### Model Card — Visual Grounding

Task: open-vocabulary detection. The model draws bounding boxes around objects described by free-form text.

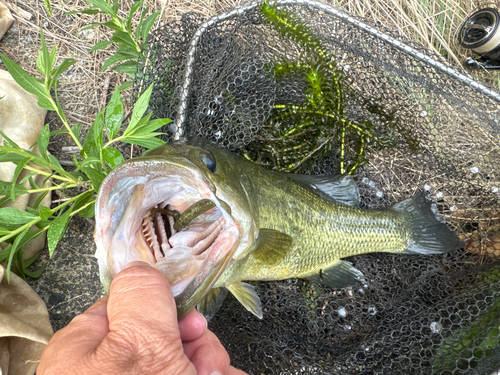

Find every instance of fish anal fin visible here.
[226,281,263,319]
[252,228,292,266]
[287,174,360,206]
[196,287,228,321]
[307,260,366,289]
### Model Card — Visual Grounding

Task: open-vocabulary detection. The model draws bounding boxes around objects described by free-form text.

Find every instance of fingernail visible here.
[210,372,222,375]
[124,261,151,270]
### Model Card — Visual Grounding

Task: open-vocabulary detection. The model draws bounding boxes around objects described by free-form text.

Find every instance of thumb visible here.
[97,261,195,374]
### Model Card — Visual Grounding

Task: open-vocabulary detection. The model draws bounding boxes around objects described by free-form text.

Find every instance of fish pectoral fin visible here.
[251,228,292,266]
[197,287,229,321]
[307,260,367,289]
[286,174,360,206]
[226,281,263,319]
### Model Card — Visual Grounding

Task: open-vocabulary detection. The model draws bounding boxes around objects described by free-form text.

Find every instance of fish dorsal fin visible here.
[287,174,360,206]
[307,260,367,289]
[196,287,229,321]
[252,228,293,266]
[226,281,263,319]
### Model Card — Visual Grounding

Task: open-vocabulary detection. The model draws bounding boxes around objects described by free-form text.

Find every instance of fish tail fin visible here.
[393,193,463,254]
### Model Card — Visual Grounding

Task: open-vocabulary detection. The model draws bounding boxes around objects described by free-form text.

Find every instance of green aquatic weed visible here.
[246,2,397,174]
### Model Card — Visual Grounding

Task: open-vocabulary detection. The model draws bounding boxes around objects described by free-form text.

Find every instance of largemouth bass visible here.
[94,139,463,319]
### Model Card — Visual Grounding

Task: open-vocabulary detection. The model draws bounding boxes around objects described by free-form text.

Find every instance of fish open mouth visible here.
[94,159,240,310]
[137,193,237,296]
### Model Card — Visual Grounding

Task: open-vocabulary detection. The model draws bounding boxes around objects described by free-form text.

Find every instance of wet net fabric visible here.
[134,1,500,373]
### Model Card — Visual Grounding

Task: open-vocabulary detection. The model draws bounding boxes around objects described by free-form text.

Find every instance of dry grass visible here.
[0,0,497,141]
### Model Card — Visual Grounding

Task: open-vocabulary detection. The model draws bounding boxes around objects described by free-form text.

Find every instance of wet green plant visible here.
[246,2,396,174]
[0,30,169,282]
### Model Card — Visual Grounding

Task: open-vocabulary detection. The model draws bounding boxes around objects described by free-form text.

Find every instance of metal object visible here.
[457,6,500,70]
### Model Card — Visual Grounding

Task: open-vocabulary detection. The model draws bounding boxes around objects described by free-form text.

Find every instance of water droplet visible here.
[338,307,347,317]
[470,166,479,174]
[420,110,427,117]
[424,184,432,191]
[430,322,442,333]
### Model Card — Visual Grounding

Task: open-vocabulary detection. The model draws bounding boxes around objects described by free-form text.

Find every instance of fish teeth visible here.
[142,215,162,261]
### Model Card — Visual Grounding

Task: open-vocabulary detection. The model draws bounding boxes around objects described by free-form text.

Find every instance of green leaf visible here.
[49,129,69,137]
[48,154,64,172]
[0,244,12,262]
[141,11,160,43]
[136,7,149,41]
[112,30,138,50]
[0,208,37,225]
[38,124,50,161]
[0,180,28,197]
[49,46,57,74]
[70,123,82,140]
[83,111,104,159]
[33,190,50,209]
[10,157,32,202]
[102,147,124,168]
[0,131,21,149]
[112,61,138,75]
[115,45,140,59]
[39,205,53,220]
[78,157,101,168]
[51,58,77,86]
[47,209,71,256]
[126,112,151,135]
[84,0,116,16]
[65,8,101,15]
[117,81,134,91]
[24,263,47,279]
[71,191,94,212]
[0,53,55,111]
[81,166,105,191]
[44,0,52,15]
[78,201,95,219]
[89,40,113,53]
[112,0,119,14]
[105,88,123,139]
[6,227,29,283]
[126,1,144,32]
[130,118,171,136]
[101,21,124,32]
[101,53,132,72]
[124,83,153,135]
[121,135,165,149]
[39,28,53,79]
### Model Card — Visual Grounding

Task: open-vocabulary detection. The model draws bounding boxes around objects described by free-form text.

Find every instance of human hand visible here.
[37,261,247,375]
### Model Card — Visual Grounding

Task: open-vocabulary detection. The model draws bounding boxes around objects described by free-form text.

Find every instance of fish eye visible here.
[200,151,216,173]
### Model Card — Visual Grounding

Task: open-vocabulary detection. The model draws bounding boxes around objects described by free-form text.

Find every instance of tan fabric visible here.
[0,69,52,258]
[0,2,13,40]
[0,265,53,375]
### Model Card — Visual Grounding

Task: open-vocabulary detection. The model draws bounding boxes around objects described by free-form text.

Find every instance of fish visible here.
[94,139,463,319]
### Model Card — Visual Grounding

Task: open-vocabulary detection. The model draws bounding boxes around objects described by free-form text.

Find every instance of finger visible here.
[38,297,110,373]
[84,295,108,318]
[183,329,231,375]
[178,309,207,342]
[98,262,194,374]
[228,366,250,375]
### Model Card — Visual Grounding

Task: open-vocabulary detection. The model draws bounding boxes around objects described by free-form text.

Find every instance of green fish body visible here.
[94,139,463,319]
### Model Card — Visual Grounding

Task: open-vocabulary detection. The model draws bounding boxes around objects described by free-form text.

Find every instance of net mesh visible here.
[134,1,500,373]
